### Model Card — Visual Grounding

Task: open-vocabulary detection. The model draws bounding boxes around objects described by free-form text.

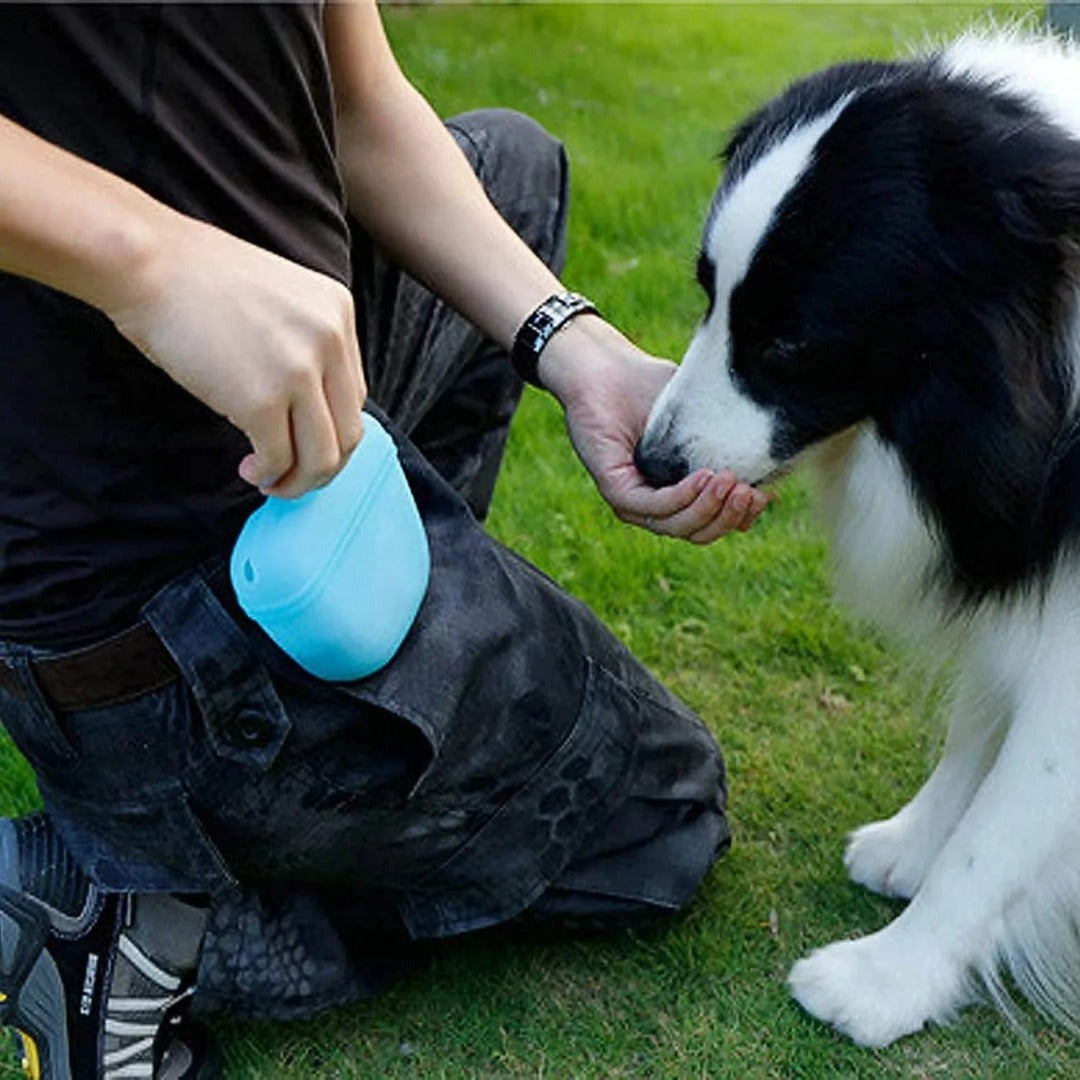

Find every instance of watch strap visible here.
[510,292,599,387]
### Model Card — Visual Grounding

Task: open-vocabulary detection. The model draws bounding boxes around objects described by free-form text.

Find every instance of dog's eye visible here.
[760,339,803,370]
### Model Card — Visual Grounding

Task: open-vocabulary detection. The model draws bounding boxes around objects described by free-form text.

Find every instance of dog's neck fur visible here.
[940,28,1080,139]
[805,427,950,644]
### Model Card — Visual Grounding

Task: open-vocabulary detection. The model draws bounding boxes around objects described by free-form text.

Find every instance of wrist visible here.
[510,291,599,389]
[0,113,172,319]
[73,193,175,320]
[536,313,628,404]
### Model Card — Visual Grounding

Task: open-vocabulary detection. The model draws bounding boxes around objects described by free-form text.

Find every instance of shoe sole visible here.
[0,819,223,1080]
[0,819,71,1080]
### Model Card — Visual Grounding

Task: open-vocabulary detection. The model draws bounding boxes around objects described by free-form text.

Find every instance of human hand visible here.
[103,207,366,498]
[538,316,772,543]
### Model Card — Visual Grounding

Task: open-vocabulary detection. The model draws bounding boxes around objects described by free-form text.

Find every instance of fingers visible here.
[636,470,773,542]
[322,332,366,457]
[262,391,342,498]
[614,467,714,521]
[687,485,772,543]
[241,308,367,499]
[238,405,293,491]
[646,470,738,537]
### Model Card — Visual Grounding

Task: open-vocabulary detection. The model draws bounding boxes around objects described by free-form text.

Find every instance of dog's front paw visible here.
[788,933,966,1047]
[844,813,938,899]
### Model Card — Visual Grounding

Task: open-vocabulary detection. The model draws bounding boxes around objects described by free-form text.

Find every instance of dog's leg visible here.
[790,644,1080,1047]
[844,661,1008,899]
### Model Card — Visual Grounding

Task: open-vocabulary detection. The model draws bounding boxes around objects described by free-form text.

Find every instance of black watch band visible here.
[510,292,600,388]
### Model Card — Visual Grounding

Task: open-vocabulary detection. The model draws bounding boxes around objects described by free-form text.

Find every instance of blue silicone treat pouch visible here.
[230,413,430,680]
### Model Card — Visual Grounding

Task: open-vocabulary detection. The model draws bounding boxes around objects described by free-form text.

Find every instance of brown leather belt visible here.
[0,621,178,712]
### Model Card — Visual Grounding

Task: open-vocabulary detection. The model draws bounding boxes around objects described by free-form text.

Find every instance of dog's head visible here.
[635,46,1080,594]
[636,52,1080,484]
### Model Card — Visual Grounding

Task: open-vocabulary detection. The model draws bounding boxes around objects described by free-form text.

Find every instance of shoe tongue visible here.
[127,894,209,974]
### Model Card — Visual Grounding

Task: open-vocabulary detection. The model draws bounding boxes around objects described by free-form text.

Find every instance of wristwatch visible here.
[510,291,600,388]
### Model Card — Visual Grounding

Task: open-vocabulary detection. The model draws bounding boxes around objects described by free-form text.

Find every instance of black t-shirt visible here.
[0,3,351,647]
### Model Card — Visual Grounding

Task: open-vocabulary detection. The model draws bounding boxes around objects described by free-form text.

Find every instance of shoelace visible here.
[102,935,193,1080]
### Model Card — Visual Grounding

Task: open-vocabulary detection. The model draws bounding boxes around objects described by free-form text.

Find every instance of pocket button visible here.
[232,708,274,747]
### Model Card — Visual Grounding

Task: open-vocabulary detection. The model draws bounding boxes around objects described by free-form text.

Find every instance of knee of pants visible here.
[446,108,569,273]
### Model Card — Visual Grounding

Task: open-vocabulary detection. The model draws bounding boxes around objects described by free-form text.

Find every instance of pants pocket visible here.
[41,775,234,893]
[399,658,639,939]
[0,655,234,893]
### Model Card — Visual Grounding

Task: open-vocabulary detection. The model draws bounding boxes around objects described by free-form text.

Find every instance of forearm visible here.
[328,2,574,357]
[336,83,562,352]
[334,73,637,408]
[0,112,366,498]
[0,112,164,315]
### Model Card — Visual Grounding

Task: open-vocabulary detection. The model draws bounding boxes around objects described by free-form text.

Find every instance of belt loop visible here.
[142,570,291,772]
[0,649,78,769]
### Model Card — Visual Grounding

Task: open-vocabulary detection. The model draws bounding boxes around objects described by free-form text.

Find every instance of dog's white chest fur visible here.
[808,428,942,640]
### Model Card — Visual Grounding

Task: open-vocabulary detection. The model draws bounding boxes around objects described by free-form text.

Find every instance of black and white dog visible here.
[636,29,1080,1046]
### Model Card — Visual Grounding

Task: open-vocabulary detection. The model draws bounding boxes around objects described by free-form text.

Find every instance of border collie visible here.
[635,27,1080,1047]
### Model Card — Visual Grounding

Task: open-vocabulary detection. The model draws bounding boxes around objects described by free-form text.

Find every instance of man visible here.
[0,3,768,1077]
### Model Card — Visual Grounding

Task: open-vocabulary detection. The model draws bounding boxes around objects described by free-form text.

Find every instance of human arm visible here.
[0,111,365,498]
[325,0,769,540]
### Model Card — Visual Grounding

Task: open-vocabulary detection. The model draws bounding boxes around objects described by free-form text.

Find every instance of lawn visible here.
[5,3,1077,1078]
[219,5,1079,1077]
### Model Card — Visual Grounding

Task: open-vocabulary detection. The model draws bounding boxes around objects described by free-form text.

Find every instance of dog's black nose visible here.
[634,438,689,488]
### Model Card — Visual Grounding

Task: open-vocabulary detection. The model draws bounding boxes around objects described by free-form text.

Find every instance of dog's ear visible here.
[905,78,1080,429]
[882,320,1072,603]
[913,78,1080,249]
[868,81,1080,600]
[990,156,1080,252]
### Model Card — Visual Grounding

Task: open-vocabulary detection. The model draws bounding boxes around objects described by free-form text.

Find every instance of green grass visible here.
[7,3,1079,1077]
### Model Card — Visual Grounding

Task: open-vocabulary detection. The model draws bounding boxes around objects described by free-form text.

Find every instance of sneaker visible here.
[0,814,220,1079]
